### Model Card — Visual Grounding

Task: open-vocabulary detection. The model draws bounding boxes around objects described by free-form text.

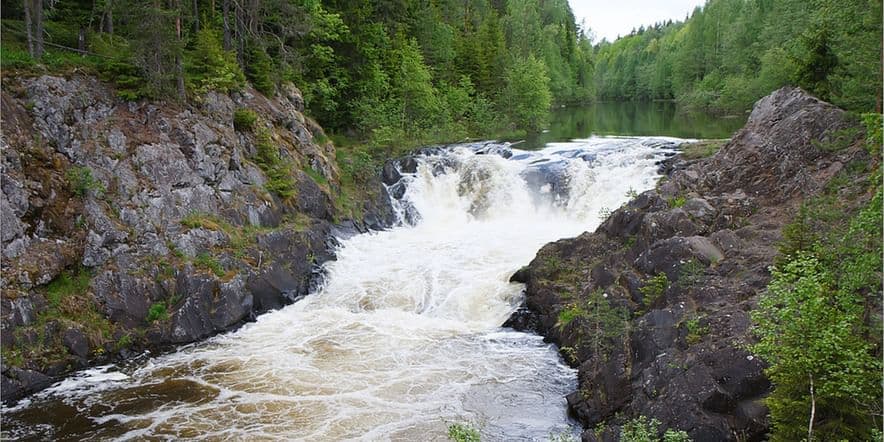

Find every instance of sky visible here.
[569,0,706,43]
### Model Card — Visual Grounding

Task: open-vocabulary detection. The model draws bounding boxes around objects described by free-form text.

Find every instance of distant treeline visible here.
[2,0,880,145]
[592,0,883,113]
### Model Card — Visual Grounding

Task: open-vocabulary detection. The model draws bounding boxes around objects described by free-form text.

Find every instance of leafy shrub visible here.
[186,27,245,94]
[684,315,709,345]
[621,416,692,442]
[66,167,105,197]
[447,423,480,442]
[246,44,276,95]
[502,55,552,133]
[116,334,133,349]
[254,128,297,199]
[620,416,659,442]
[861,112,882,157]
[640,273,669,307]
[662,429,691,442]
[677,259,706,287]
[146,302,168,322]
[751,251,881,441]
[91,33,147,101]
[233,108,259,132]
[668,195,686,208]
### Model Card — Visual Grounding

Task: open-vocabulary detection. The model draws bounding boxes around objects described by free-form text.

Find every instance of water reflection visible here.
[518,101,745,149]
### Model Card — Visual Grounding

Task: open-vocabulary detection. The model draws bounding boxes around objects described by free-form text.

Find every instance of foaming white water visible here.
[2,137,679,441]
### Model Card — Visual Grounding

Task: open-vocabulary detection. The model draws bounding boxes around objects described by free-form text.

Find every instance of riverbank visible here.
[0,74,398,402]
[507,87,882,440]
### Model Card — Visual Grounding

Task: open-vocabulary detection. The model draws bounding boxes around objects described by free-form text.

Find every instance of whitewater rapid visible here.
[2,136,681,441]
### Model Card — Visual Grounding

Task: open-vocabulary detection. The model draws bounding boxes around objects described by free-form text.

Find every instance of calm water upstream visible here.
[519,101,745,149]
[1,104,733,441]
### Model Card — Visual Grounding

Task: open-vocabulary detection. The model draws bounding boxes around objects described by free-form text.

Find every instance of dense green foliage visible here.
[2,0,595,144]
[751,118,882,441]
[592,0,882,113]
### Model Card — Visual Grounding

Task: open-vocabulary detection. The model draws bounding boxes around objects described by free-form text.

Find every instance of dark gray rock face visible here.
[508,87,866,441]
[0,75,379,403]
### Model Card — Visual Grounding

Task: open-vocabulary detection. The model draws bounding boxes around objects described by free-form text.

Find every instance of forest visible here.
[2,0,881,142]
[1,0,593,148]
[592,0,883,114]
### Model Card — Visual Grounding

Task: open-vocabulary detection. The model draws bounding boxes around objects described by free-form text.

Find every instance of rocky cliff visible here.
[507,87,874,441]
[0,75,391,402]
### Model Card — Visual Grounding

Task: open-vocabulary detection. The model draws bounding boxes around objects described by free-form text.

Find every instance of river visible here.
[2,104,743,441]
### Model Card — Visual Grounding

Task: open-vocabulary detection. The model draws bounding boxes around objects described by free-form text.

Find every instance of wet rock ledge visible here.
[506,87,872,441]
[0,75,393,402]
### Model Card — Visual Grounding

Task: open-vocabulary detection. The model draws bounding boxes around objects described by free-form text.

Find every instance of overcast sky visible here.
[569,0,706,42]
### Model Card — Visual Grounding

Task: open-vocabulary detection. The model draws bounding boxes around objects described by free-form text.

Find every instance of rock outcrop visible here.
[507,87,871,441]
[0,75,391,403]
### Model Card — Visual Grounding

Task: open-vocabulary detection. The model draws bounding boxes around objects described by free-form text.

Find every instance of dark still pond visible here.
[518,101,746,149]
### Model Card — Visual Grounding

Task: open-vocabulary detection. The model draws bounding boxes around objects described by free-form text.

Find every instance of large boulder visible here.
[509,87,861,441]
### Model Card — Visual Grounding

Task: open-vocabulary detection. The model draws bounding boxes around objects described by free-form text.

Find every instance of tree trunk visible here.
[24,0,34,58]
[106,0,114,34]
[34,0,44,59]
[808,374,816,442]
[222,0,232,50]
[26,0,45,59]
[78,27,86,54]
[193,0,200,33]
[174,0,186,101]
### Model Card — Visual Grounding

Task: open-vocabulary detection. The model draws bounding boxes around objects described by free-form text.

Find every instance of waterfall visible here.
[2,137,681,441]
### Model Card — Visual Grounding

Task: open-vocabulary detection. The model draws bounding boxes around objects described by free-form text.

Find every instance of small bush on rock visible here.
[66,167,105,197]
[233,108,259,132]
[254,128,297,199]
[146,302,168,323]
[640,273,669,307]
[447,423,480,442]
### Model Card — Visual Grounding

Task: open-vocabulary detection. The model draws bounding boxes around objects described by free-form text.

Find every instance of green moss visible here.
[22,268,116,368]
[333,142,378,221]
[680,139,728,159]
